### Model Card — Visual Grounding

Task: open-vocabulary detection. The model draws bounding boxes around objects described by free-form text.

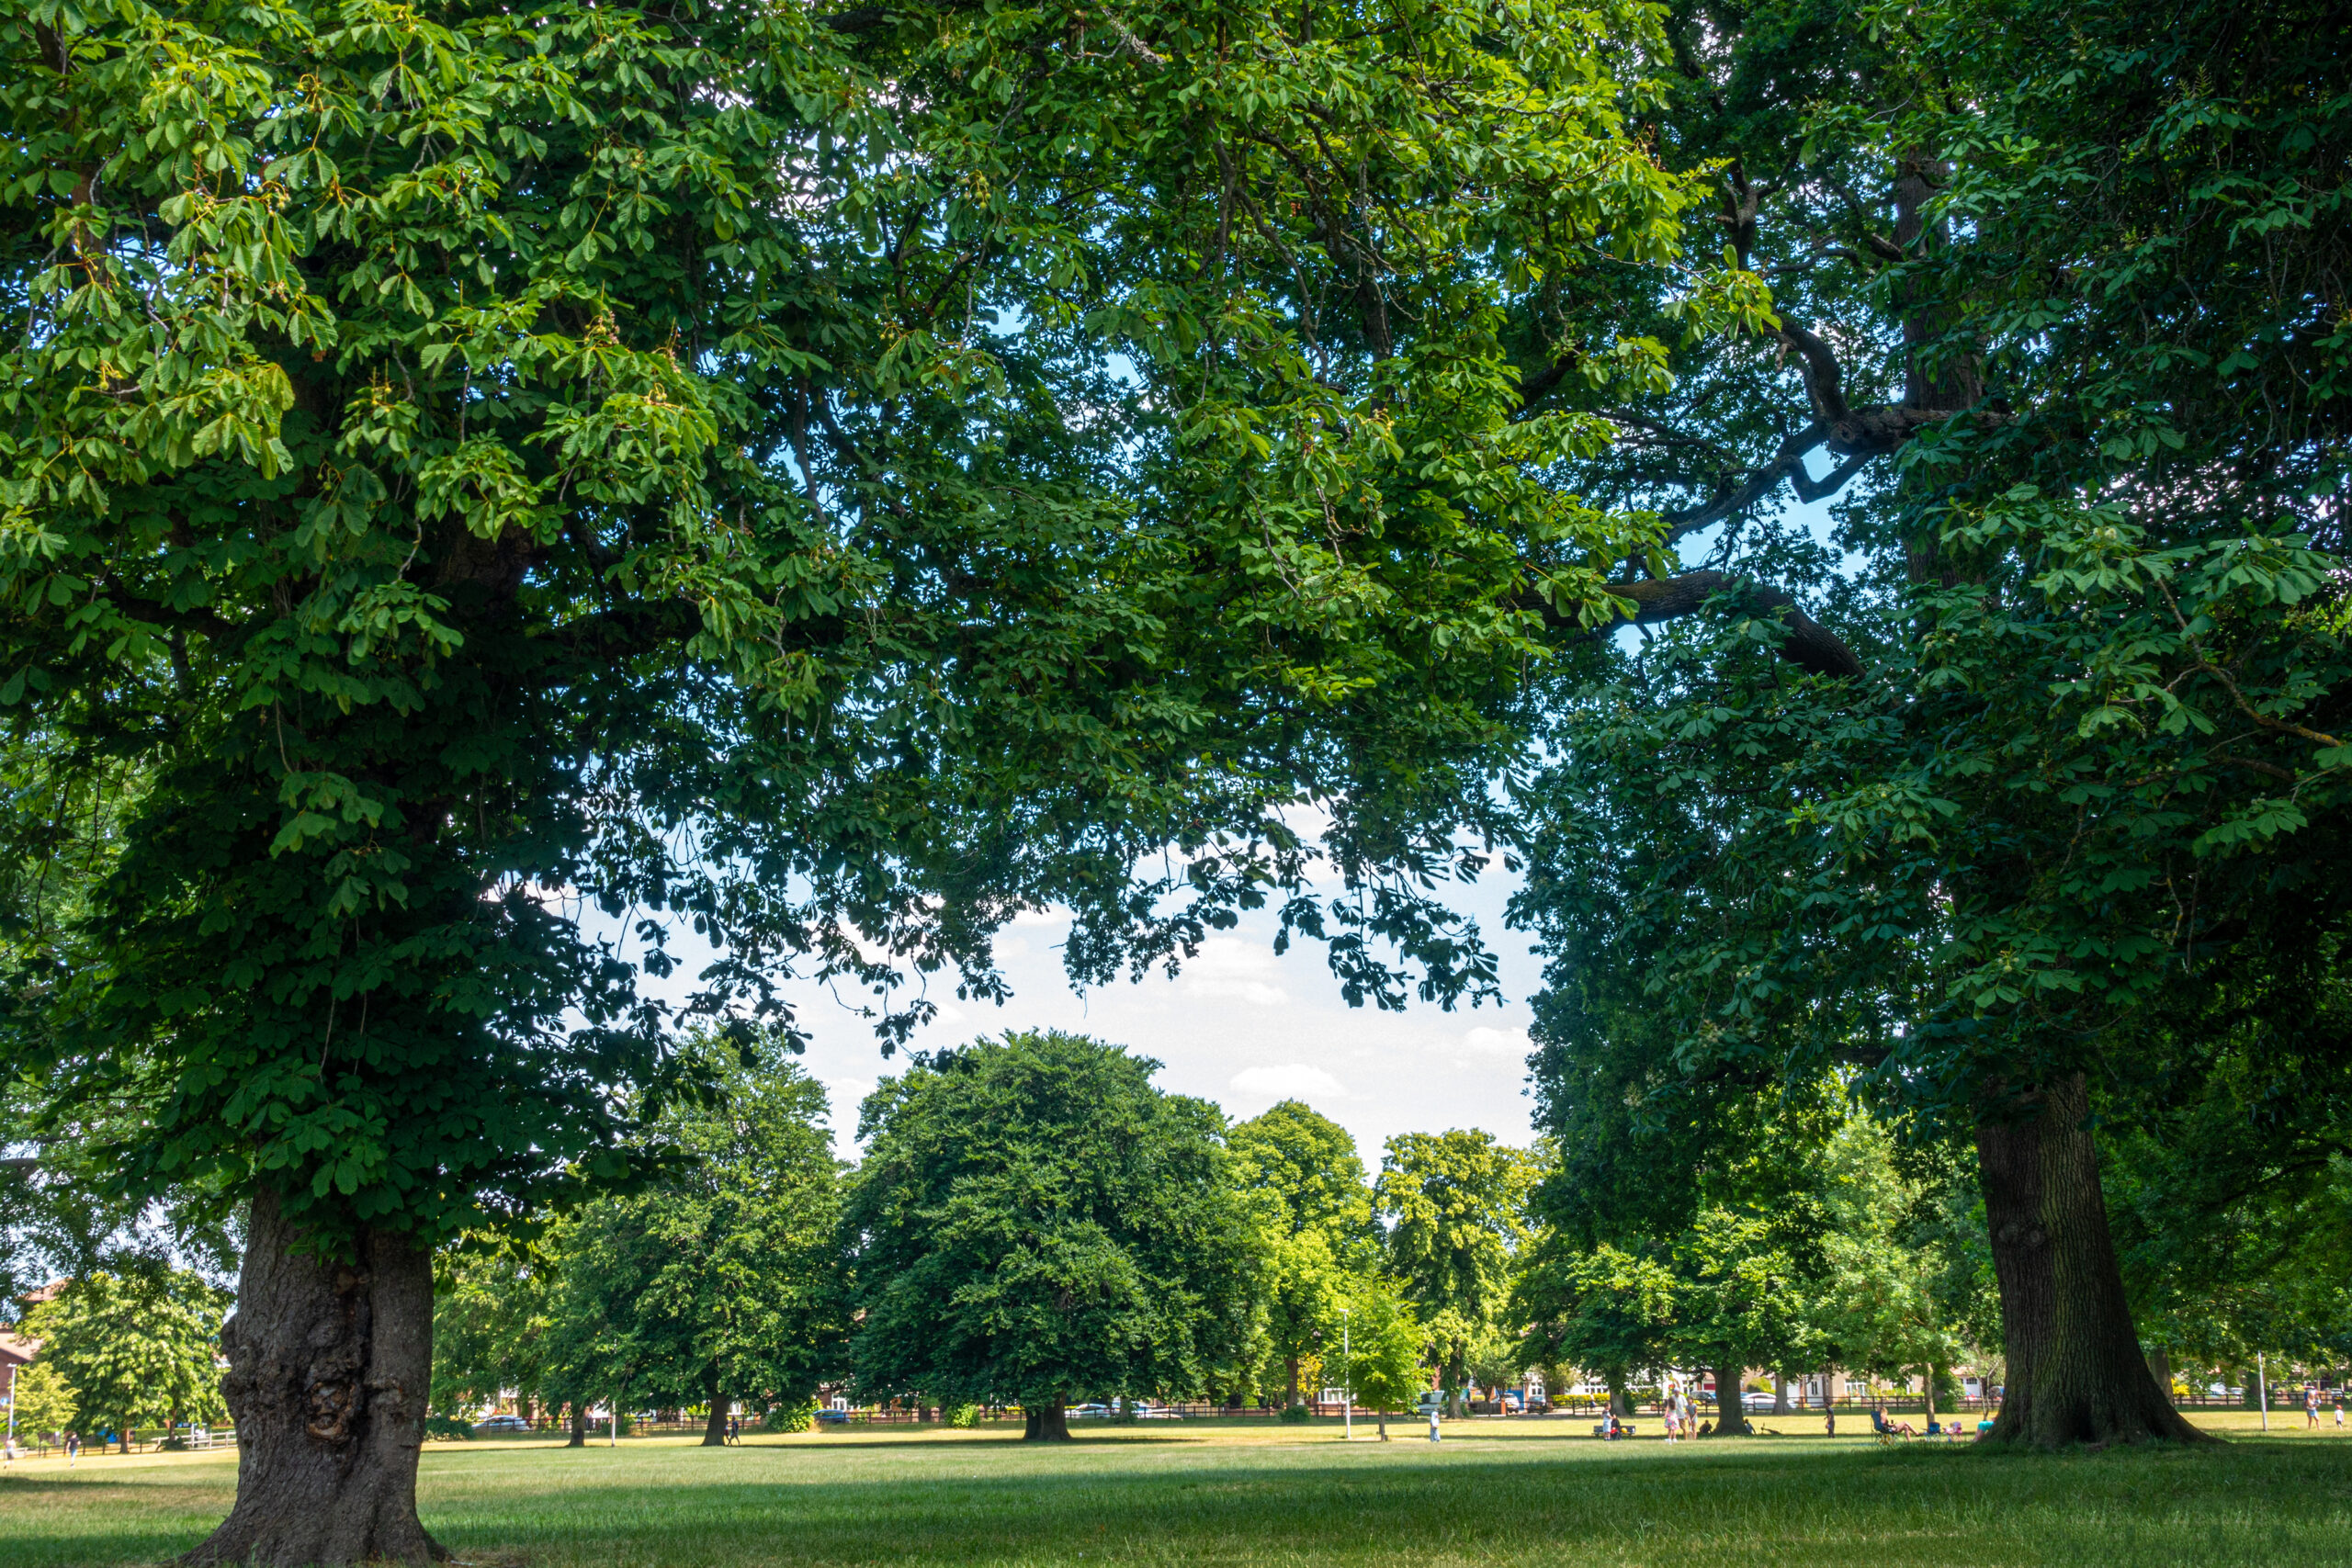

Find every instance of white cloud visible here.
[1458,1024,1532,1060]
[1011,905,1071,928]
[820,1077,878,1158]
[1230,1064,1345,1100]
[1179,937,1289,1007]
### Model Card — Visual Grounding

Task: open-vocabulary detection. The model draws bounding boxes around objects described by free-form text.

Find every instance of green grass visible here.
[4,1413,2348,1567]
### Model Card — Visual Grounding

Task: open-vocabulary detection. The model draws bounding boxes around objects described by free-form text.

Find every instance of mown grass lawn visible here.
[4,1412,2346,1568]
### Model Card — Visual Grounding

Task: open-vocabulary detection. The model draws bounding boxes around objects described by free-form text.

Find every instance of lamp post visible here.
[2258,1354,2268,1432]
[1338,1307,1351,1443]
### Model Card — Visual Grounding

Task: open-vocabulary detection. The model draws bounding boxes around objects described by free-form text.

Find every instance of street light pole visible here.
[2258,1354,2268,1432]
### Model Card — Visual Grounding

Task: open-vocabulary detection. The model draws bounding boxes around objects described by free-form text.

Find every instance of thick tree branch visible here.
[1524,570,1863,680]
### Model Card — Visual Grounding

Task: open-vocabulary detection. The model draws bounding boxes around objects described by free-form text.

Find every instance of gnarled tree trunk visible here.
[184,1189,445,1566]
[1976,1078,2210,1447]
[1022,1400,1070,1441]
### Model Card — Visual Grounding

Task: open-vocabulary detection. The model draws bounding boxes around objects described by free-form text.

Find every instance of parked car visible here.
[1068,1403,1112,1419]
[814,1407,852,1424]
[1133,1403,1182,1420]
[473,1415,531,1433]
[1741,1392,1777,1412]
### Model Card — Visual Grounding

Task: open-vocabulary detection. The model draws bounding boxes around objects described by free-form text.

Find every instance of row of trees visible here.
[433,1029,2215,1449]
[431,1033,1487,1443]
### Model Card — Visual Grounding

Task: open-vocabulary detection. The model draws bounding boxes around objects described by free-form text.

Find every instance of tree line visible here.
[3,0,2346,1558]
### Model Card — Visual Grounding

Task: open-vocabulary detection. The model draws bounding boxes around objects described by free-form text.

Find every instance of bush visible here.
[763,1399,817,1434]
[1278,1404,1313,1424]
[424,1417,474,1441]
[944,1404,980,1428]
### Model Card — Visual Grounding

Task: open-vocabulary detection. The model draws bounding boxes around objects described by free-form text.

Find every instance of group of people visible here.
[2302,1386,2346,1428]
[1659,1387,1699,1442]
[2,1430,80,1465]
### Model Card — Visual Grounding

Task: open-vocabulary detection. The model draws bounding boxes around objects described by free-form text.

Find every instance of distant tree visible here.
[844,1032,1263,1440]
[1227,1100,1375,1407]
[1811,1119,1993,1429]
[1668,1205,1822,1438]
[1228,1101,1377,1249]
[7,1359,77,1443]
[431,1246,559,1427]
[1375,1130,1536,1414]
[1337,1275,1427,1441]
[1510,1239,1677,1417]
[22,1270,230,1450]
[542,1055,848,1445]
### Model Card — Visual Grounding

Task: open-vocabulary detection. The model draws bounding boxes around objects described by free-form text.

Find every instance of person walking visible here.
[1427,1404,1442,1445]
[65,1432,78,1465]
[2334,1391,2345,1429]
[2307,1386,2322,1428]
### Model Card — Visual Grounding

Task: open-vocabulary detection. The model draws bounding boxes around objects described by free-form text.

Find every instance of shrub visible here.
[424,1417,473,1441]
[1278,1404,1313,1424]
[944,1404,981,1428]
[763,1399,817,1433]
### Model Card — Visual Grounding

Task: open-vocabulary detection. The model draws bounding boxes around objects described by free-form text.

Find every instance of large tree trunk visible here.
[1022,1401,1071,1441]
[1975,1079,2211,1447]
[1707,1364,1752,1437]
[183,1189,445,1567]
[1771,1373,1790,1416]
[566,1403,586,1449]
[702,1394,729,1448]
[1605,1366,1631,1417]
[1285,1355,1300,1409]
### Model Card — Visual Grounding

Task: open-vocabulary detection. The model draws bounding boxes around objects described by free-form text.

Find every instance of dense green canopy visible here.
[842,1031,1261,1431]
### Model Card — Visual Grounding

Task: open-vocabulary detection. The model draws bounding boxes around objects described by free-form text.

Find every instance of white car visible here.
[1740,1392,1778,1412]
[473,1414,531,1433]
[1067,1403,1112,1419]
[1132,1403,1182,1420]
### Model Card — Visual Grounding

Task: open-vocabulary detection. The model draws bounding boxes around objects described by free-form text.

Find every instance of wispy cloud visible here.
[1180,937,1289,1007]
[1457,1024,1532,1060]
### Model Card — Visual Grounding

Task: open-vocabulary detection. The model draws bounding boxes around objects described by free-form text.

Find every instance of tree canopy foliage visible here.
[18,1269,231,1447]
[843,1032,1261,1436]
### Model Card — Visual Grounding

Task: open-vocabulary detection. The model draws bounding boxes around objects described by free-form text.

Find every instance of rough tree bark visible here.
[1022,1400,1071,1441]
[1706,1365,1752,1437]
[701,1393,729,1448]
[183,1189,445,1566]
[566,1403,587,1449]
[1975,1078,2211,1446]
